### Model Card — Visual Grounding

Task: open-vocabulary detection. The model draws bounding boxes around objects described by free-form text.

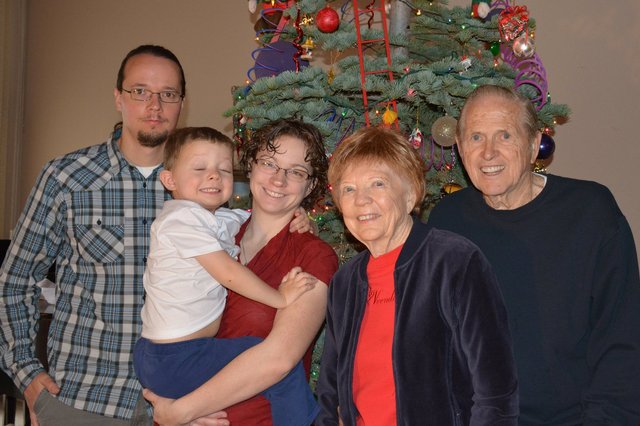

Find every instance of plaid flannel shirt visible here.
[0,135,170,420]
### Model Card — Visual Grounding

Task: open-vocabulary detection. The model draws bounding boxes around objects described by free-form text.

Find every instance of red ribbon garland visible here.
[366,0,376,29]
[498,5,529,41]
[292,8,303,72]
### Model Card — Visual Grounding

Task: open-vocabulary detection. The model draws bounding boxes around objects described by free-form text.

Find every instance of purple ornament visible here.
[501,44,548,110]
[486,0,508,20]
[249,40,309,81]
[485,7,503,20]
[537,133,555,160]
[493,0,549,111]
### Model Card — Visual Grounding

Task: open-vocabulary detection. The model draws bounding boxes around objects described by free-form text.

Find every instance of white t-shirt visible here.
[141,199,250,340]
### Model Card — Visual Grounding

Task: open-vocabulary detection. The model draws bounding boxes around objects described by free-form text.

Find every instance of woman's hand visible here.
[143,389,229,426]
[189,412,230,426]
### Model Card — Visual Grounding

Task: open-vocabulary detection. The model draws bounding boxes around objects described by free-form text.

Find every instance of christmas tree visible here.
[228,0,569,264]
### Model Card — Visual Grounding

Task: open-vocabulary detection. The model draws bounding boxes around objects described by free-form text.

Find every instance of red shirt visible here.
[217,219,338,425]
[353,244,402,426]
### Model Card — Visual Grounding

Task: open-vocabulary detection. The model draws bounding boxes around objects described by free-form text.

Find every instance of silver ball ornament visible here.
[431,116,458,147]
[512,33,535,58]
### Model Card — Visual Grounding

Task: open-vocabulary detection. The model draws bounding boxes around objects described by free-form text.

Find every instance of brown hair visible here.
[163,127,233,170]
[113,45,186,135]
[116,44,185,96]
[456,85,539,142]
[240,119,328,209]
[328,127,425,210]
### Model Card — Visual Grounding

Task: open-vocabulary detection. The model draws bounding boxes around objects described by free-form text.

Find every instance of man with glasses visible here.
[0,45,189,425]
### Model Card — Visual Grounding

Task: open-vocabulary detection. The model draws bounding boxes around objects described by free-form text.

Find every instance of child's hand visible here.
[278,267,317,306]
[289,207,318,234]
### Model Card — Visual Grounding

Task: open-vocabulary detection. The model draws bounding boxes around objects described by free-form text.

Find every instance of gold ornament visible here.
[300,37,315,60]
[431,116,458,147]
[301,37,314,50]
[382,107,398,125]
[442,182,463,194]
[327,51,340,86]
[327,67,335,85]
[301,14,314,26]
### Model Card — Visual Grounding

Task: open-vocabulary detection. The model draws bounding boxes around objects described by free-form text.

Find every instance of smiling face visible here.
[114,53,183,148]
[248,135,315,220]
[334,161,415,257]
[160,139,234,212]
[457,94,541,210]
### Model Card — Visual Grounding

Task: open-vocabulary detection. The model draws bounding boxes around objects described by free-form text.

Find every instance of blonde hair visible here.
[163,127,233,171]
[328,127,425,210]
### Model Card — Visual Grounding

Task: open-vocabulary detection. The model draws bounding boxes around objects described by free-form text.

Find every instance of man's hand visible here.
[143,389,229,426]
[24,372,60,426]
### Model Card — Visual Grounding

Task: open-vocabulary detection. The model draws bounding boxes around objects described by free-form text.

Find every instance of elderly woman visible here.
[315,127,518,425]
[428,85,640,425]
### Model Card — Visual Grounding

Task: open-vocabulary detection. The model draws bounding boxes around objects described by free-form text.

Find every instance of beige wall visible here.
[9,0,640,256]
[526,0,640,258]
[19,0,256,208]
[0,0,26,238]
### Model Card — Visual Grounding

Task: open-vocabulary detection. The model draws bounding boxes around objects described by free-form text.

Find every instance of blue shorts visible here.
[134,336,318,426]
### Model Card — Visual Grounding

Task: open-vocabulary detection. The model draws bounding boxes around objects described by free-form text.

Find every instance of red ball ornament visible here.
[316,6,340,33]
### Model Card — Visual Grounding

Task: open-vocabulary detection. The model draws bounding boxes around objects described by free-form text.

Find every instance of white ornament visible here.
[409,128,424,149]
[460,57,472,71]
[477,2,491,19]
[248,0,257,14]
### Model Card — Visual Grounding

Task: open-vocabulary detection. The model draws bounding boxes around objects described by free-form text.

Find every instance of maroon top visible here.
[217,219,338,425]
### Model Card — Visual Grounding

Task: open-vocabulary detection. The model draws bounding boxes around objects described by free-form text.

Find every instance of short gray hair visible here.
[456,85,539,143]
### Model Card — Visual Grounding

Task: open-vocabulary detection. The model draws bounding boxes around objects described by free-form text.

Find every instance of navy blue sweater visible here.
[429,174,640,425]
[316,220,519,425]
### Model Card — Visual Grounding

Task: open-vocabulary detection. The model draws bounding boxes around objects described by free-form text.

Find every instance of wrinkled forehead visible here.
[459,95,525,134]
[339,156,399,185]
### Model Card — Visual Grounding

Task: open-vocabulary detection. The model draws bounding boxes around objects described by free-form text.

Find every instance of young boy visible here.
[133,127,319,425]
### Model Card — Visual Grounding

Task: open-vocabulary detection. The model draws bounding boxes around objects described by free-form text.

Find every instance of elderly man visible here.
[429,85,640,425]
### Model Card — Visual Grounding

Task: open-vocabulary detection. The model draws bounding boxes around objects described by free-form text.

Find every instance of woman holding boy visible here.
[144,119,338,425]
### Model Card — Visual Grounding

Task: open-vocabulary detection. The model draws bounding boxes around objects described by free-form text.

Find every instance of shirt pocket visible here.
[73,215,125,264]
